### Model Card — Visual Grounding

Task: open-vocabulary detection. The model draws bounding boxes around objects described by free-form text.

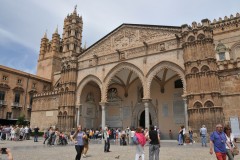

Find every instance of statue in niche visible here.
[107,88,121,102]
[86,92,95,102]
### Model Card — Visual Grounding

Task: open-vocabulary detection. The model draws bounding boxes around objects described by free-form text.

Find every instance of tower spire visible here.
[55,25,58,34]
[43,30,47,38]
[73,5,77,14]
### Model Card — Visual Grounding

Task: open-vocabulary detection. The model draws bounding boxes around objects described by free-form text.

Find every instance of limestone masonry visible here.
[1,7,240,139]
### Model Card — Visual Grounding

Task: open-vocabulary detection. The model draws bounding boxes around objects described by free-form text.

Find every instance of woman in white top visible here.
[224,126,237,160]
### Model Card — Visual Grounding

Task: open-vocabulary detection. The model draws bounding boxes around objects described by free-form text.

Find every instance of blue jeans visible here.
[34,135,38,142]
[201,135,206,146]
[189,134,193,143]
[178,134,183,144]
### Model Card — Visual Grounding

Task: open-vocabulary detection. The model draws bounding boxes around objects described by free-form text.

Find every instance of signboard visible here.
[230,116,240,138]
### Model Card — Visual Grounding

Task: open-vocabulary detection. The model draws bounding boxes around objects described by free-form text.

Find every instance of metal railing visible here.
[11,102,22,108]
[0,100,7,106]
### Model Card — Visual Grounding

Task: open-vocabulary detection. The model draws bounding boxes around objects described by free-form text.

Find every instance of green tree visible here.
[16,115,27,126]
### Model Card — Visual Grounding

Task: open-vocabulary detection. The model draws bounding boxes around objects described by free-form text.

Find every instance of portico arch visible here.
[76,75,103,105]
[76,75,102,129]
[146,61,187,138]
[103,62,145,102]
[146,61,186,99]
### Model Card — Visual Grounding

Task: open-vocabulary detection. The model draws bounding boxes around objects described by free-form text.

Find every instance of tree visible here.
[16,115,27,126]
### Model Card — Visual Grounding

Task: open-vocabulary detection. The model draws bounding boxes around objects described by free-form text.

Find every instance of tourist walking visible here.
[224,125,237,160]
[103,126,110,152]
[149,125,160,160]
[200,125,207,147]
[210,124,233,160]
[178,126,183,145]
[82,132,89,158]
[71,125,86,160]
[134,127,146,160]
[43,127,52,144]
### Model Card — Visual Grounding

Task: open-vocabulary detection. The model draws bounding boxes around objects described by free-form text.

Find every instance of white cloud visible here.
[0,27,36,51]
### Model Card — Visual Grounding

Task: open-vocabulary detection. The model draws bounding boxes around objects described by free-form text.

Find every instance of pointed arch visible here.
[146,61,186,99]
[193,101,203,108]
[76,75,103,104]
[103,62,144,102]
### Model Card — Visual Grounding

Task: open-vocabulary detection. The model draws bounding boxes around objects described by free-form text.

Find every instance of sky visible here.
[0,0,239,74]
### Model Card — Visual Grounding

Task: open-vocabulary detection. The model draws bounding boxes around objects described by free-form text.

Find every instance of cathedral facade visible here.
[30,8,240,139]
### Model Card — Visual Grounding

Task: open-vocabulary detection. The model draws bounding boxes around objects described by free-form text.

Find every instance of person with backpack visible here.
[134,127,146,160]
[149,125,160,160]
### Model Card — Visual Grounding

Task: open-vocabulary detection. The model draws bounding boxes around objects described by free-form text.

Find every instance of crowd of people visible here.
[1,123,239,160]
[0,125,32,141]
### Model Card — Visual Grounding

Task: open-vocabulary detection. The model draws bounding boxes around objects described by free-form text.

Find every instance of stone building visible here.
[28,8,240,138]
[0,65,51,122]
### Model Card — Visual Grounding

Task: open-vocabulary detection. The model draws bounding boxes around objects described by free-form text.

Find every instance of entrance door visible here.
[139,111,152,128]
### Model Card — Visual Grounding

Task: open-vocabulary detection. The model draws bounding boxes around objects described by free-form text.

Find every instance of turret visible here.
[57,6,83,131]
[51,26,60,56]
[62,5,83,56]
[39,32,49,60]
[181,19,224,132]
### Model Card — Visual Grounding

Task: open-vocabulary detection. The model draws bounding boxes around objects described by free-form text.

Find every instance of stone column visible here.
[76,105,80,126]
[100,102,107,131]
[183,98,189,131]
[142,99,151,129]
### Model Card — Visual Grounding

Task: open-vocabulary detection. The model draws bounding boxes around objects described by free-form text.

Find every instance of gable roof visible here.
[79,23,181,56]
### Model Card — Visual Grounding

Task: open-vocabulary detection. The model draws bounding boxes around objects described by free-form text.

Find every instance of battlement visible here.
[181,12,240,33]
[211,13,240,24]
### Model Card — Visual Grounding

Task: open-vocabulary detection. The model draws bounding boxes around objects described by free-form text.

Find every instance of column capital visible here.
[182,94,188,100]
[142,98,152,103]
[99,102,108,106]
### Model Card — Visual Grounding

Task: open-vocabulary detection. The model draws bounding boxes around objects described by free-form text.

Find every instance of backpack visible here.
[133,135,138,145]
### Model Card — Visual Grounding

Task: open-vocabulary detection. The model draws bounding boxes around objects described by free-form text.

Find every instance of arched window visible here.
[58,111,62,116]
[231,44,240,60]
[216,42,227,61]
[188,36,195,42]
[204,101,214,107]
[197,34,205,40]
[191,67,199,74]
[174,79,183,88]
[193,102,203,108]
[63,111,67,116]
[201,65,210,72]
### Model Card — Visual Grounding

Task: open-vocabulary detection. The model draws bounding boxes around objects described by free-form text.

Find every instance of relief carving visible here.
[81,25,180,59]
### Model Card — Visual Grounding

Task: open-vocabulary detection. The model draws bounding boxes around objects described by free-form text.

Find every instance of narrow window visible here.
[14,93,20,103]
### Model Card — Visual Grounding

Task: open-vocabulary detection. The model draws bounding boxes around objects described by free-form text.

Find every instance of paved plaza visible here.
[1,138,239,160]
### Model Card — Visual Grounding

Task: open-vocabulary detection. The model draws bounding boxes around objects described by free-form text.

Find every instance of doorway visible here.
[139,110,152,128]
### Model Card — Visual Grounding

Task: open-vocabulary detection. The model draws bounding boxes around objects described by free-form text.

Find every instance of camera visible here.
[1,148,7,154]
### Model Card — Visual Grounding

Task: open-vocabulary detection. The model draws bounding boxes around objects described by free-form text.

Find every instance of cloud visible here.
[0,0,240,73]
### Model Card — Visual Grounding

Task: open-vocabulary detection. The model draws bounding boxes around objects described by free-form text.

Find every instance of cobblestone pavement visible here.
[1,139,239,160]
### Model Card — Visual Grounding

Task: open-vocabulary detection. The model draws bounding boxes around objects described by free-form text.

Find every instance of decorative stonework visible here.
[79,25,181,60]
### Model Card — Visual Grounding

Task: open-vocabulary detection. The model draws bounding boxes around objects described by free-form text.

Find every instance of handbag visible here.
[233,147,239,155]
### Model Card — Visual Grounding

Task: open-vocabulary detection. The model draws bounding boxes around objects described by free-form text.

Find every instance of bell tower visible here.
[36,28,61,81]
[58,6,83,131]
[181,19,224,132]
